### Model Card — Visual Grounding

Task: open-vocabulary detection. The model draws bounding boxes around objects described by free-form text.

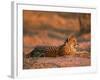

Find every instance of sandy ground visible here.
[23,55,90,69]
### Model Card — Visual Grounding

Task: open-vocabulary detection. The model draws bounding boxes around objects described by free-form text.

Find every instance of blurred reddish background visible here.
[23,10,91,55]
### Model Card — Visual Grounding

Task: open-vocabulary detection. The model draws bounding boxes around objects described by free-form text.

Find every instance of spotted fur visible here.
[26,35,79,57]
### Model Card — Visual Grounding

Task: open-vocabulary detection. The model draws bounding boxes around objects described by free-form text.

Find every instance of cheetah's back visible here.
[30,46,60,57]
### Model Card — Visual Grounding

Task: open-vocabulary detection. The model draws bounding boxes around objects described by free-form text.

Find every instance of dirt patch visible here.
[23,56,90,69]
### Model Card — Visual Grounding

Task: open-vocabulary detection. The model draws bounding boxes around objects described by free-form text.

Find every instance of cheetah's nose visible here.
[77,43,79,47]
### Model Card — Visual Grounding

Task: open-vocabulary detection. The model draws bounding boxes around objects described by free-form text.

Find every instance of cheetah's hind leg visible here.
[30,50,45,60]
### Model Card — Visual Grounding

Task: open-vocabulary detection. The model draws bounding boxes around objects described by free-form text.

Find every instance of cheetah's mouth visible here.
[74,44,79,48]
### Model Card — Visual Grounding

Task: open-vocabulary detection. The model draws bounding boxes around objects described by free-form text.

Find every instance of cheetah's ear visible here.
[64,34,75,44]
[64,37,68,43]
[66,38,68,42]
[68,34,75,41]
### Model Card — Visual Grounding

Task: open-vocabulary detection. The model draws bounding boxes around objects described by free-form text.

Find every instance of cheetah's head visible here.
[65,34,79,49]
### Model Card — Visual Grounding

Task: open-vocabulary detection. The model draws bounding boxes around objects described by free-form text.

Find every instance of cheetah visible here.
[27,35,88,57]
[26,34,80,58]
